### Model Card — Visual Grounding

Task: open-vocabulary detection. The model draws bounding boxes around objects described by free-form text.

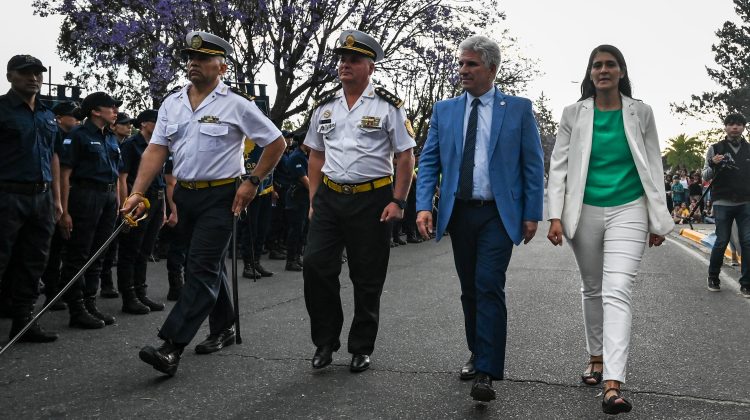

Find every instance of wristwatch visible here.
[246,175,261,186]
[391,198,407,210]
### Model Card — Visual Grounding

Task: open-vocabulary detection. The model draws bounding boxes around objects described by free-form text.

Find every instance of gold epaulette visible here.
[312,89,338,110]
[375,87,404,108]
[230,86,256,102]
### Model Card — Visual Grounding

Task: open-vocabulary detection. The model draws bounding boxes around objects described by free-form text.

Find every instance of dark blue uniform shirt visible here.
[273,153,293,188]
[59,119,121,184]
[121,133,165,191]
[245,143,273,191]
[285,148,309,205]
[0,89,57,183]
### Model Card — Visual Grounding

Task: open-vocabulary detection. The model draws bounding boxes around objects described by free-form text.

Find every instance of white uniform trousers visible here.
[568,196,648,383]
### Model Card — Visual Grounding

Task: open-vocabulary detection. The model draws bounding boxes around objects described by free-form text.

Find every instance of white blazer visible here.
[546,95,673,238]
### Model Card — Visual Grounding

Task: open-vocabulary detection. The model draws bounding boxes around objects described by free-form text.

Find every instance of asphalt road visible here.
[1,222,749,419]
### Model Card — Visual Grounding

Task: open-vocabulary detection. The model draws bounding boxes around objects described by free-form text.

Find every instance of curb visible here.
[678,228,739,262]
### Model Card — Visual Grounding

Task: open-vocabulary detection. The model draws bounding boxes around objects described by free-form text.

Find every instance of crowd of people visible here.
[3,26,749,417]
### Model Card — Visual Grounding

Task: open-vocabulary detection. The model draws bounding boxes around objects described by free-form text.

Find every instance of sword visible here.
[0,201,150,357]
[231,213,242,344]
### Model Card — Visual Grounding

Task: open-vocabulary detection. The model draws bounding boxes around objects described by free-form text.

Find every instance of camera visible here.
[718,153,739,170]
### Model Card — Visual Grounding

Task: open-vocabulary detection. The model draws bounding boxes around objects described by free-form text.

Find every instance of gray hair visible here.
[458,35,501,72]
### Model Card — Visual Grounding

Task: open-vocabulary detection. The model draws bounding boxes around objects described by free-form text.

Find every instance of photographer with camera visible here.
[702,113,750,297]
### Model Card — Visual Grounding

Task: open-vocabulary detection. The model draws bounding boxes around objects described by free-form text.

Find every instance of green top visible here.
[583,108,644,207]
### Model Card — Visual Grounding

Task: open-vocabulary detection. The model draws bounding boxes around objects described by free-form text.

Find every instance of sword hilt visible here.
[123,198,151,227]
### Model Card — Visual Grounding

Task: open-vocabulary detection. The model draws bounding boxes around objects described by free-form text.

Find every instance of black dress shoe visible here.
[350,354,371,373]
[312,344,338,369]
[195,328,236,354]
[470,373,496,402]
[139,341,184,376]
[460,353,476,380]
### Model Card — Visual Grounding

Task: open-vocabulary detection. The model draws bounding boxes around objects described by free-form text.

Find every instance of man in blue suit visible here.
[416,35,544,402]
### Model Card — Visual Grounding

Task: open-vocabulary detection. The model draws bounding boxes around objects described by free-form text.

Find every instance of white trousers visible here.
[568,196,648,383]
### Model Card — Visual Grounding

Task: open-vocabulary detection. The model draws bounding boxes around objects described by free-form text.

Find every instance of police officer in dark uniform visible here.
[58,91,123,329]
[266,130,294,261]
[285,142,310,271]
[117,109,166,314]
[98,112,135,299]
[303,30,416,372]
[0,54,61,342]
[122,31,285,376]
[240,139,275,279]
[40,101,82,312]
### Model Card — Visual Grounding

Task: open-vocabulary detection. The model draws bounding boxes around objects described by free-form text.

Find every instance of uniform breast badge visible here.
[199,115,220,124]
[323,110,332,119]
[360,116,381,129]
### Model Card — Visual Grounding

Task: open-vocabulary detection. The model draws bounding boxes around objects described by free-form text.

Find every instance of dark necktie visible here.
[458,98,481,200]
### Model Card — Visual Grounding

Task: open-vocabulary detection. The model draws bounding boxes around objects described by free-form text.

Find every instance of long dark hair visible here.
[578,44,632,101]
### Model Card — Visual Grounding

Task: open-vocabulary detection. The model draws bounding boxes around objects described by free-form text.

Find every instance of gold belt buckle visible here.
[187,181,197,189]
[341,185,354,194]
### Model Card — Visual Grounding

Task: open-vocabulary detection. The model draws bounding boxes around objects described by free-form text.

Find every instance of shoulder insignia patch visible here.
[375,87,404,108]
[162,85,184,101]
[313,89,339,110]
[230,86,256,102]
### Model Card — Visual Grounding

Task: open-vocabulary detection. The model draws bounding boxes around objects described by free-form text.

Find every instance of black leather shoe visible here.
[122,297,150,315]
[195,328,236,354]
[470,373,496,402]
[350,354,371,373]
[460,353,476,380]
[312,344,339,369]
[406,235,423,244]
[139,341,184,376]
[269,249,287,260]
[395,238,407,245]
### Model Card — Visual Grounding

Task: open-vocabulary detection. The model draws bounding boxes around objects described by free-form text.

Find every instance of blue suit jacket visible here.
[416,88,545,245]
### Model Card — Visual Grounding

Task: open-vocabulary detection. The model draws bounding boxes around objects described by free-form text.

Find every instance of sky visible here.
[0,1,738,148]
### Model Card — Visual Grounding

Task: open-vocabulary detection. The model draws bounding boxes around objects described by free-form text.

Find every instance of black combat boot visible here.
[167,271,184,301]
[136,288,165,312]
[139,340,185,376]
[10,313,58,343]
[68,299,105,329]
[121,288,150,314]
[99,271,119,298]
[242,262,259,280]
[285,253,303,272]
[253,258,274,277]
[84,297,116,325]
[43,294,67,311]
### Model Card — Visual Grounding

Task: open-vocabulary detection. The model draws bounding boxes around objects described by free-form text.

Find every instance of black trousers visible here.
[117,190,164,294]
[285,201,308,259]
[61,187,117,302]
[268,185,288,247]
[41,228,65,298]
[303,183,392,355]
[158,183,235,345]
[0,190,55,316]
[240,192,272,262]
[165,225,187,274]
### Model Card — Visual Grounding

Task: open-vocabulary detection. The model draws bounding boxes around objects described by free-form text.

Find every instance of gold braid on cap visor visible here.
[339,45,375,58]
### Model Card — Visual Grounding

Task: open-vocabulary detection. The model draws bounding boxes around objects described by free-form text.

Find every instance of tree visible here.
[663,134,705,171]
[671,0,750,121]
[34,0,521,127]
[533,92,557,173]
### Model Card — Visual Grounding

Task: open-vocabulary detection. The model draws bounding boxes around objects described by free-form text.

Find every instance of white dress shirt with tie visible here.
[462,87,495,200]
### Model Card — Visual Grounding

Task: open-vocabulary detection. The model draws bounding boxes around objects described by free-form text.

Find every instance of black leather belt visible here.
[146,189,165,200]
[0,181,49,195]
[72,179,117,192]
[456,198,495,207]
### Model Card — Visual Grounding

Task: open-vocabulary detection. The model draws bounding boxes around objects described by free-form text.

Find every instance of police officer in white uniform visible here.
[121,31,285,376]
[304,30,416,373]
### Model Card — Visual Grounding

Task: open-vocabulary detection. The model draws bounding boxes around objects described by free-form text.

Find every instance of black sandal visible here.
[581,360,603,385]
[602,387,633,415]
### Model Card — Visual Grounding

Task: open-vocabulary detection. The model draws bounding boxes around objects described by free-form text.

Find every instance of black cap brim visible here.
[11,63,47,72]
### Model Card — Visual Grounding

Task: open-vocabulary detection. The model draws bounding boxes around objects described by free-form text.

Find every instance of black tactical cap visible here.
[133,109,158,129]
[7,54,47,72]
[80,92,122,116]
[51,101,80,118]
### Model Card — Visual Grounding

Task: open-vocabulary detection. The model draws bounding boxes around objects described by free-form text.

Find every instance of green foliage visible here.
[663,134,705,171]
[672,0,750,121]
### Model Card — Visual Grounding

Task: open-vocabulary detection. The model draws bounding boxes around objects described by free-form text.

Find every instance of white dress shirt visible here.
[150,81,281,181]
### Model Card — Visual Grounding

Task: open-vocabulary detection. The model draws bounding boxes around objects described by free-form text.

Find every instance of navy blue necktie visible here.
[458,98,481,200]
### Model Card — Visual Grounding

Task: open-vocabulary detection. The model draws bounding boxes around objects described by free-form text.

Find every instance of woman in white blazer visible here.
[546,45,673,415]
